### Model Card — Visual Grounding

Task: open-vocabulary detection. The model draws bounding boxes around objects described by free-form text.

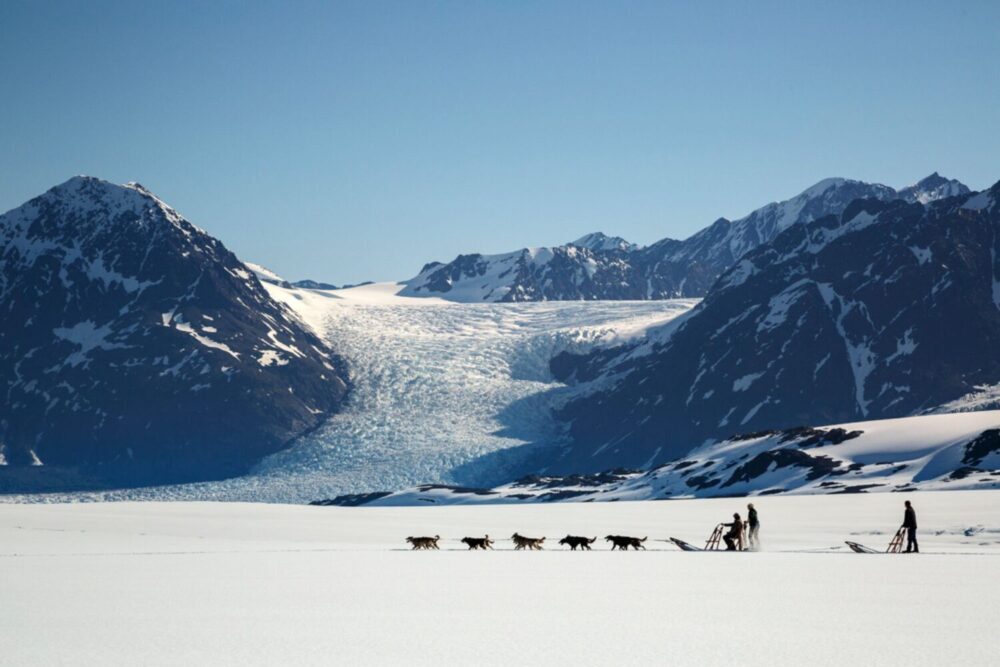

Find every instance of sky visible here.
[2,1,999,284]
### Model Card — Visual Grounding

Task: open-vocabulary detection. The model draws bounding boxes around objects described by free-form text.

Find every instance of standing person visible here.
[903,500,918,553]
[747,503,760,550]
[722,513,744,551]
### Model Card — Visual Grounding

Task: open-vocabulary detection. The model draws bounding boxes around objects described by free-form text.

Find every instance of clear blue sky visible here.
[2,1,998,284]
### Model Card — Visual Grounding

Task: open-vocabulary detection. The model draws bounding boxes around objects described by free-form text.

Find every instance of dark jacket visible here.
[748,508,759,528]
[903,507,917,529]
[724,519,744,538]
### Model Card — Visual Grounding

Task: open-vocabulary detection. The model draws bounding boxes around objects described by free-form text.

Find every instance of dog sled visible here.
[845,526,906,554]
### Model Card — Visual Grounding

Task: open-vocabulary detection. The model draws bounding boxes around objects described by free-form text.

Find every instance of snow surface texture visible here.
[3,283,697,503]
[1,491,998,666]
[342,411,1000,506]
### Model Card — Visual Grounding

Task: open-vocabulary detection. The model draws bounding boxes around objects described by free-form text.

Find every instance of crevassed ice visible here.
[251,291,696,500]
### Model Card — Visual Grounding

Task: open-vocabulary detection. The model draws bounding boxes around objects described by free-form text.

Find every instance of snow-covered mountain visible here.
[400,242,643,302]
[313,412,1000,505]
[0,177,349,489]
[571,231,637,252]
[896,172,970,204]
[402,174,970,302]
[245,262,340,290]
[549,180,1000,472]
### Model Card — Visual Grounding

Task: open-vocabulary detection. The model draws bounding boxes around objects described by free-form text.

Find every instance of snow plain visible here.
[2,490,998,666]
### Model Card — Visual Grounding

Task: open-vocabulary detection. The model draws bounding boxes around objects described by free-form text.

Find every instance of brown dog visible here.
[605,535,647,550]
[405,535,440,550]
[511,533,546,550]
[461,535,494,550]
[559,535,596,550]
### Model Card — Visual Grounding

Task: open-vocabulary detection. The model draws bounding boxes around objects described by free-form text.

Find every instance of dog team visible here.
[404,503,765,551]
[404,533,647,550]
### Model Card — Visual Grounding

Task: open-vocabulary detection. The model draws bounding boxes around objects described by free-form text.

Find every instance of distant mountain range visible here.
[402,173,970,302]
[547,179,1000,472]
[0,177,350,490]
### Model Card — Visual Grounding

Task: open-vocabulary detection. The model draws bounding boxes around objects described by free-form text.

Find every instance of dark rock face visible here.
[511,469,640,489]
[290,279,339,290]
[403,176,969,302]
[311,492,392,507]
[722,450,840,487]
[962,429,1000,466]
[0,177,349,487]
[778,427,863,448]
[550,182,1000,472]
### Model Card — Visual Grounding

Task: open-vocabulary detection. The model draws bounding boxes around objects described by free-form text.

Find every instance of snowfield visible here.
[2,491,998,666]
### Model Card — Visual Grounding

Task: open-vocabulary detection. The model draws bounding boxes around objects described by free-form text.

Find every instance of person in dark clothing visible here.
[722,513,744,551]
[747,503,760,550]
[903,500,918,553]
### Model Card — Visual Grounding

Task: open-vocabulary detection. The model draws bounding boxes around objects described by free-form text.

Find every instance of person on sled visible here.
[722,513,744,551]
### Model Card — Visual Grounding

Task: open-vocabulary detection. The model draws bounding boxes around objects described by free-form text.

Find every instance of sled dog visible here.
[461,535,494,550]
[605,535,647,550]
[511,533,546,550]
[559,535,597,550]
[405,535,440,550]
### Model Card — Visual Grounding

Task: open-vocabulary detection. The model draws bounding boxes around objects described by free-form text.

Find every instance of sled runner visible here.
[844,526,906,554]
[844,541,880,554]
[669,537,703,551]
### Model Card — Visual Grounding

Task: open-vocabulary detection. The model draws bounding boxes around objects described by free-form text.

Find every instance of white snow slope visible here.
[3,283,697,503]
[356,411,1000,506]
[2,491,998,666]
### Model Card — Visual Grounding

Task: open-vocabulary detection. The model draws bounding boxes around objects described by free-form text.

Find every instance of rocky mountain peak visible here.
[0,178,350,489]
[570,232,637,252]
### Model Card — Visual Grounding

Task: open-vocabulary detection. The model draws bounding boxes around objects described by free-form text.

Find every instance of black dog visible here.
[461,535,494,550]
[559,535,596,550]
[605,535,647,550]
